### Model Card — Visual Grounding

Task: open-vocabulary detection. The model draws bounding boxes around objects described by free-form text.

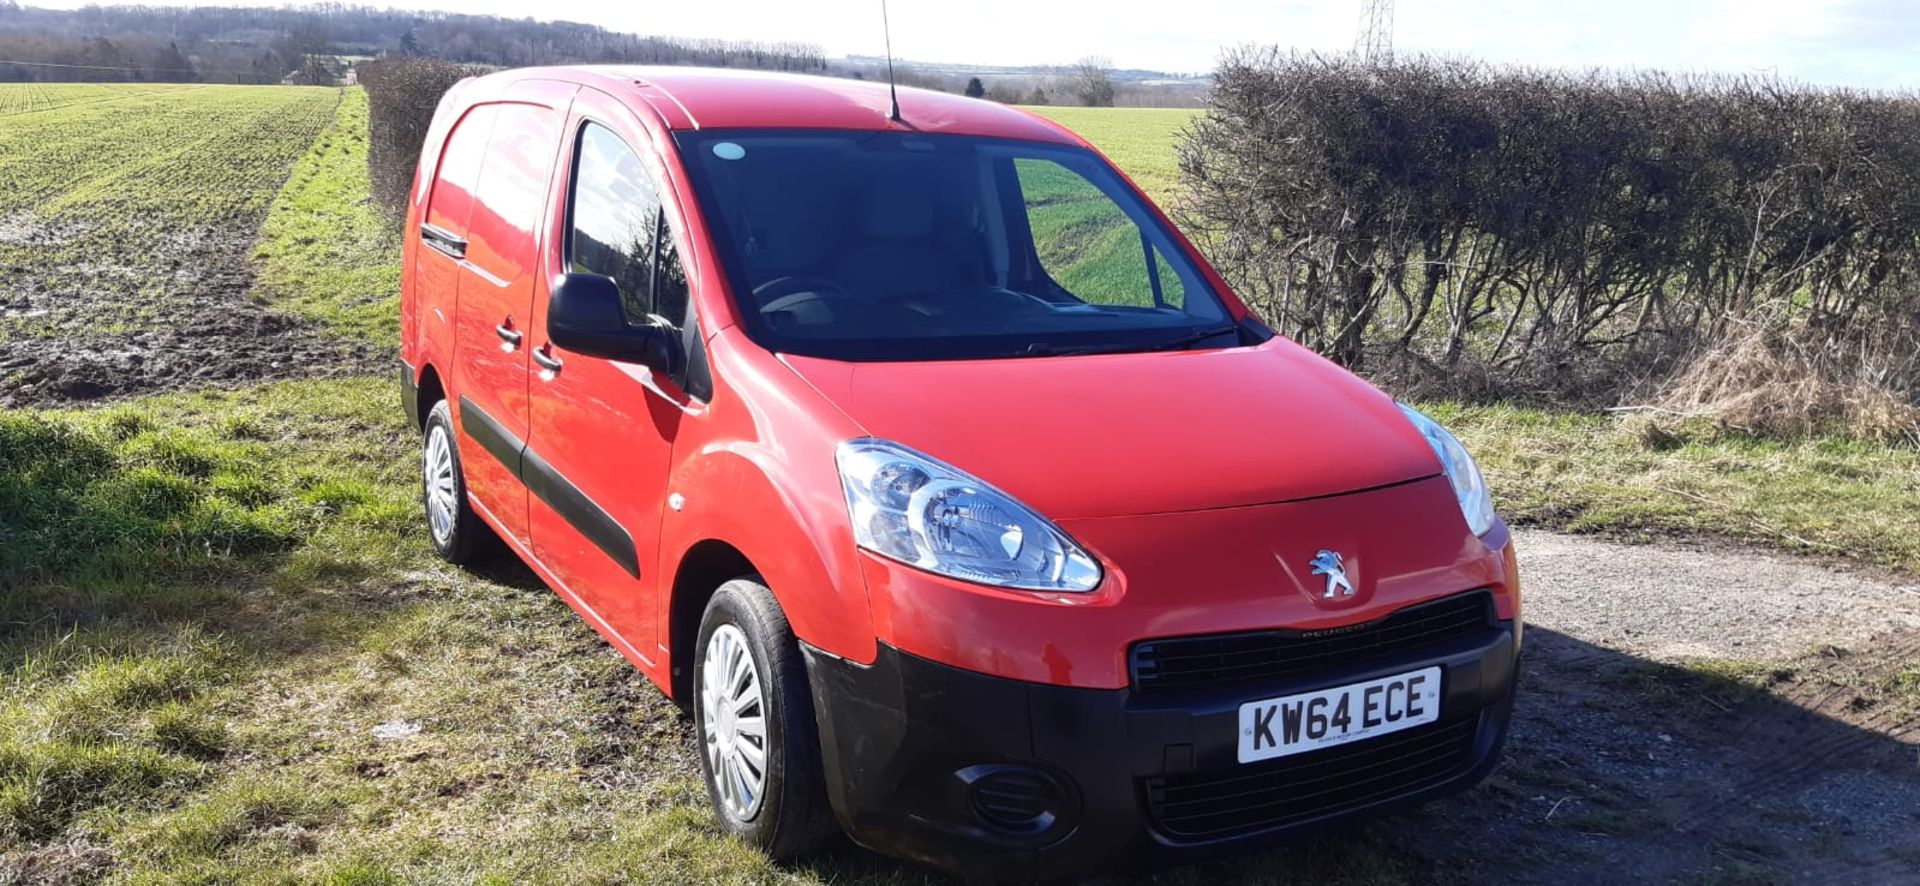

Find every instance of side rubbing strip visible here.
[457,396,524,478]
[454,396,638,578]
[521,447,641,579]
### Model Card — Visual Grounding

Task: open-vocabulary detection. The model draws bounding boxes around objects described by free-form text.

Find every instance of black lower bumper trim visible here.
[803,624,1518,883]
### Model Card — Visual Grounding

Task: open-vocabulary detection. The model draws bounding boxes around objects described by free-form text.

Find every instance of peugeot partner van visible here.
[399,66,1521,882]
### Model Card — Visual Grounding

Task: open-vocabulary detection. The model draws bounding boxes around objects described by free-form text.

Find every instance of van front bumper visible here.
[802,623,1517,883]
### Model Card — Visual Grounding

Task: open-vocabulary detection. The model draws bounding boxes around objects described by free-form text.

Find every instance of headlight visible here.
[1397,404,1497,537]
[836,438,1102,592]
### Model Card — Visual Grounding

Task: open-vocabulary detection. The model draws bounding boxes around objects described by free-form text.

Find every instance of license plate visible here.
[1237,666,1442,763]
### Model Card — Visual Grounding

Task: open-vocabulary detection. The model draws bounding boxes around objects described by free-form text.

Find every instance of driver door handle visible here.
[532,345,563,376]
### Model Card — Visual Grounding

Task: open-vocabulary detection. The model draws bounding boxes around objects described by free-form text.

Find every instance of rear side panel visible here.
[400,78,478,382]
[449,87,575,550]
[409,103,496,395]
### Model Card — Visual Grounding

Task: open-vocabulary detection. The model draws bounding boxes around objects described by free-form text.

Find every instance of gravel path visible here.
[1378,530,1920,885]
[1515,529,1920,662]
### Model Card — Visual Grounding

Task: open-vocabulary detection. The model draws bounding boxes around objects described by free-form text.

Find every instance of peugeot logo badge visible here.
[1310,549,1355,599]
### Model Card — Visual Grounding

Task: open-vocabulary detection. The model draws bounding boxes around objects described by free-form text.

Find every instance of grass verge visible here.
[0,378,711,882]
[252,87,403,347]
[1425,403,1920,572]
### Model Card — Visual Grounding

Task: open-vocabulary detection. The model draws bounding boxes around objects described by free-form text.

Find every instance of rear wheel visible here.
[693,578,837,860]
[421,400,491,565]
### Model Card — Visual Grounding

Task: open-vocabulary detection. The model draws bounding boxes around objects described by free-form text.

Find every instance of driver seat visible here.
[829,165,984,301]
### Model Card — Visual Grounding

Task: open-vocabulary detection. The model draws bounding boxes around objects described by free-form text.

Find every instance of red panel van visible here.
[399,66,1521,883]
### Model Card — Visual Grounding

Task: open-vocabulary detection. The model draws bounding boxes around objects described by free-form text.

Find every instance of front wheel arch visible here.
[691,576,838,859]
[668,539,759,707]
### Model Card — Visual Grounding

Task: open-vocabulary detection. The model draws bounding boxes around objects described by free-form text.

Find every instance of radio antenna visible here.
[881,0,902,121]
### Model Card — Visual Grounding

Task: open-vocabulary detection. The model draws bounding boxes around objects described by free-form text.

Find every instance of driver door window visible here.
[569,123,688,327]
[1013,157,1186,310]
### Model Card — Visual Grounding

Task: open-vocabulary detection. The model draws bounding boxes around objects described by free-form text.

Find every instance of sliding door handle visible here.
[420,223,467,260]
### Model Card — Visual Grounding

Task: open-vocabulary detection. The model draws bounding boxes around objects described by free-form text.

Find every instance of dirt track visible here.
[0,209,352,409]
[1372,530,1920,885]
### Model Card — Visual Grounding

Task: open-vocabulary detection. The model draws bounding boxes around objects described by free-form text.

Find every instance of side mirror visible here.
[547,273,682,375]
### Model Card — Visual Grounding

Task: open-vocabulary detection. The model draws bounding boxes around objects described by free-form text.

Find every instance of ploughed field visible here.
[0,83,349,406]
[1,86,1916,884]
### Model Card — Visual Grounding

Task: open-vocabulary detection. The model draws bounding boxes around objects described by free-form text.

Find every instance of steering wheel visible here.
[996,286,1075,310]
[753,275,868,318]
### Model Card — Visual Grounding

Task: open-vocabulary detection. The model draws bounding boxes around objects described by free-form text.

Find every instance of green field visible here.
[0,83,190,117]
[0,84,335,341]
[3,87,1917,883]
[1029,106,1196,202]
[1005,108,1197,312]
[0,83,346,406]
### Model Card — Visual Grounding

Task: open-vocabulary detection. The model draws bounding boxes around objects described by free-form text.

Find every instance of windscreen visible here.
[674,130,1234,361]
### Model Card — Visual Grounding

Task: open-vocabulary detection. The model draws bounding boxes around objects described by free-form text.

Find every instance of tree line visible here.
[0,2,826,84]
[0,2,1201,106]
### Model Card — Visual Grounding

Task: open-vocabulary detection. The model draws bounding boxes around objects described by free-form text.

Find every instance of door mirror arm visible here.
[547,273,684,376]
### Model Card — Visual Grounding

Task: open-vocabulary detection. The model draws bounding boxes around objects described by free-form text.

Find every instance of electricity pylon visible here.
[1355,0,1394,63]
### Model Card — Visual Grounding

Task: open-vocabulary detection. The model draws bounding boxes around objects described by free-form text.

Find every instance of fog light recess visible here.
[957,764,1069,837]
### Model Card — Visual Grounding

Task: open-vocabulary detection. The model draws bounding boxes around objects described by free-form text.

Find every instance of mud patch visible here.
[0,262,352,408]
[0,208,354,409]
[0,85,344,409]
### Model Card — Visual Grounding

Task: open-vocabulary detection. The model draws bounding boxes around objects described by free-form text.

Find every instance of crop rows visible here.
[0,82,184,117]
[0,83,347,404]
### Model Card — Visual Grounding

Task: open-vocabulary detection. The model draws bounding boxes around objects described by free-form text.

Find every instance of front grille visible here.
[1144,716,1479,841]
[1130,590,1495,691]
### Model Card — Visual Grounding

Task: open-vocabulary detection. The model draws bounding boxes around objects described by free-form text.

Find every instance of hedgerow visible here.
[1178,51,1920,438]
[359,57,488,221]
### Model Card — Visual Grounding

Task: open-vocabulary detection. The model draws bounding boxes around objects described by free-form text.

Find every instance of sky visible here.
[30,0,1920,89]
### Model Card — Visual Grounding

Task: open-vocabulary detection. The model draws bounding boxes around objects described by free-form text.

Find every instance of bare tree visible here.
[1072,56,1116,107]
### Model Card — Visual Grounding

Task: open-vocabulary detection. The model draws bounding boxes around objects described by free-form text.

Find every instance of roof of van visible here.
[473,65,1086,146]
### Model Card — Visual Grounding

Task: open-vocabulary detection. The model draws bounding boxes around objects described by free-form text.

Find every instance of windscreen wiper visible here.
[1011,324,1240,359]
[1142,324,1240,352]
[1013,341,1135,358]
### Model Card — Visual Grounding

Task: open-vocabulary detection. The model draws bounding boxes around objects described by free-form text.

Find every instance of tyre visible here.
[420,399,492,565]
[693,577,837,860]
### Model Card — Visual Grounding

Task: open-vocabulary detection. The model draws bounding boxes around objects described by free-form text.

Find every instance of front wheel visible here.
[693,578,837,860]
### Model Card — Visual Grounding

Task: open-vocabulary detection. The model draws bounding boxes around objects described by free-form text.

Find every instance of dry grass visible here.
[1646,317,1920,445]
